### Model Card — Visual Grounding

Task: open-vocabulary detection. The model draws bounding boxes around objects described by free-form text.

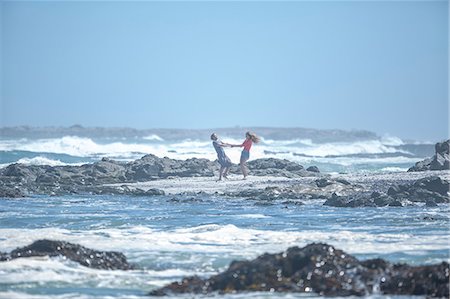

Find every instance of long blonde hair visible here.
[246,131,260,143]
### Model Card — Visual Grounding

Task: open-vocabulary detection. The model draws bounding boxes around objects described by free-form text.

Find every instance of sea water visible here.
[0,135,435,173]
[0,134,448,298]
[0,194,448,298]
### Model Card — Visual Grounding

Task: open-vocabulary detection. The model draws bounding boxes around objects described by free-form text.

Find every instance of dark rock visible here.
[248,158,303,171]
[306,166,320,173]
[0,252,8,261]
[227,186,305,201]
[413,176,449,196]
[435,140,450,155]
[335,178,351,185]
[243,158,319,178]
[315,178,333,188]
[370,191,382,198]
[324,191,401,208]
[380,262,449,297]
[387,176,449,203]
[408,139,450,172]
[2,239,133,270]
[145,188,165,196]
[149,243,449,297]
[425,200,438,207]
[323,193,348,207]
[0,186,26,198]
[421,215,448,221]
[388,200,403,207]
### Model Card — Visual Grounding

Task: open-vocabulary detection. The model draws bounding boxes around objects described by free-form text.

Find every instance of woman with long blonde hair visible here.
[231,131,260,179]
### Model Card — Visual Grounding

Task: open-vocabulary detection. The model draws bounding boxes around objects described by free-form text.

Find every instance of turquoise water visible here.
[0,194,448,298]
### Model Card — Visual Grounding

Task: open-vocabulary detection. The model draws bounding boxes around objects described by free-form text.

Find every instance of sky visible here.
[1,0,448,141]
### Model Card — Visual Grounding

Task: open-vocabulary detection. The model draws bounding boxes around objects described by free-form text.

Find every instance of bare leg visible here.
[218,166,225,181]
[223,167,229,178]
[240,158,249,179]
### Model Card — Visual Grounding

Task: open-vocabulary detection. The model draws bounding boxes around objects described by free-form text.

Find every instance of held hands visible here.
[221,143,239,148]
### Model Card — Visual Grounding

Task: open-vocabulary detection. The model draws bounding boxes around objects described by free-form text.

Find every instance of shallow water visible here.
[0,194,448,298]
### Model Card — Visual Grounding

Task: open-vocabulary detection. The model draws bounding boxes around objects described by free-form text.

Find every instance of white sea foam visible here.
[0,136,167,160]
[143,134,164,141]
[14,156,83,167]
[379,167,409,172]
[0,135,424,171]
[0,225,447,261]
[380,135,404,146]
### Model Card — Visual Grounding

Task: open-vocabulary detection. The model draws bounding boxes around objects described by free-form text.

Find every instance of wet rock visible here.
[315,178,333,188]
[335,178,351,185]
[388,176,449,203]
[425,200,438,207]
[413,176,449,196]
[0,252,8,261]
[1,163,47,184]
[145,188,165,196]
[1,239,133,270]
[0,185,26,198]
[323,193,348,207]
[380,262,449,297]
[306,166,320,173]
[421,215,448,221]
[323,192,402,208]
[227,186,305,201]
[244,158,319,178]
[408,139,450,171]
[149,243,449,297]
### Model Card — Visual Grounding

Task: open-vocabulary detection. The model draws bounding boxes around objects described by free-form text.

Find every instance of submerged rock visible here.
[0,239,133,270]
[149,243,449,297]
[409,139,450,172]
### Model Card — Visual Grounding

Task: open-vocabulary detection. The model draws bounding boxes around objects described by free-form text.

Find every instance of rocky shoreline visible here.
[1,152,449,208]
[0,155,322,198]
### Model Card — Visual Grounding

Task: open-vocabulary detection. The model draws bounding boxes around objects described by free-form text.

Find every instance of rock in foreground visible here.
[0,239,133,270]
[409,139,450,172]
[149,243,449,297]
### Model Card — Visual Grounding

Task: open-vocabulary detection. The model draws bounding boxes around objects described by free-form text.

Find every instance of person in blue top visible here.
[210,133,233,181]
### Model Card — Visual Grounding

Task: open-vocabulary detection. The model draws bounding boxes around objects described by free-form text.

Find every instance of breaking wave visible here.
[0,135,433,172]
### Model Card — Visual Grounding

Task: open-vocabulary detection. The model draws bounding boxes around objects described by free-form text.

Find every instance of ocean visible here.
[0,133,435,173]
[0,132,448,298]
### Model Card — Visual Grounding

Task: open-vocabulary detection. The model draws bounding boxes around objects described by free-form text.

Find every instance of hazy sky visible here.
[1,0,448,141]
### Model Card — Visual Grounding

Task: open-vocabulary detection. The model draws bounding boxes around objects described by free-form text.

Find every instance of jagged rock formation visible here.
[149,243,449,297]
[408,139,450,172]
